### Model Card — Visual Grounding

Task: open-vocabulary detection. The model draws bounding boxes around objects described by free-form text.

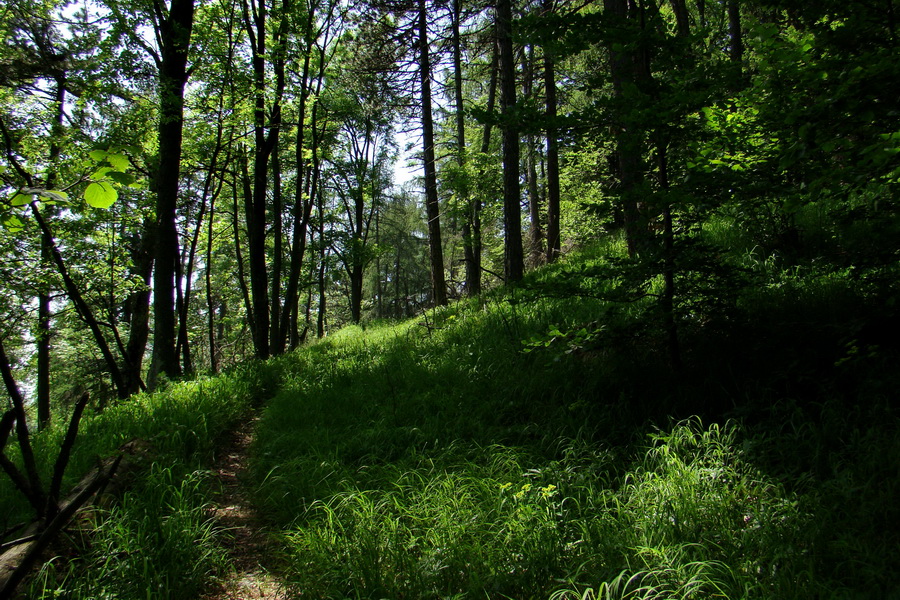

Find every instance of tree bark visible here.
[728,0,742,65]
[670,0,690,38]
[605,0,652,257]
[419,0,448,305]
[497,0,524,282]
[150,0,195,387]
[543,16,561,263]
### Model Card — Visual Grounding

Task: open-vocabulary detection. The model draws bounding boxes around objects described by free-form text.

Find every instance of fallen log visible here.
[0,439,152,599]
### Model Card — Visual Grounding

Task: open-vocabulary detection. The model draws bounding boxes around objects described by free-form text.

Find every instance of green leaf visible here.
[106,152,131,171]
[10,193,32,206]
[90,167,113,180]
[2,214,24,231]
[107,171,136,186]
[39,189,69,203]
[89,149,108,162]
[84,181,118,208]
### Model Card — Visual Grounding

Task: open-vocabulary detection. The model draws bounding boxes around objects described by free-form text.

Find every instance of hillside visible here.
[5,240,897,598]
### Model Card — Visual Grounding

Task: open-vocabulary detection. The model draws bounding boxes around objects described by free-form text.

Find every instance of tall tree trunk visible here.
[451,0,479,296]
[605,0,652,257]
[728,0,742,65]
[36,75,66,428]
[542,9,561,263]
[316,191,327,338]
[522,45,544,267]
[206,191,219,374]
[419,0,448,306]
[497,0,524,282]
[657,138,682,370]
[241,0,288,359]
[526,137,543,265]
[122,217,153,394]
[234,153,257,338]
[270,150,283,354]
[276,10,326,351]
[670,0,690,38]
[471,41,499,290]
[150,0,195,387]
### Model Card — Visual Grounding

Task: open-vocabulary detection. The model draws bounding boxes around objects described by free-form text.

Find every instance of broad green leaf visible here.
[2,214,24,231]
[106,153,131,171]
[90,167,113,180]
[89,149,108,162]
[107,171,136,186]
[84,181,118,208]
[10,193,32,206]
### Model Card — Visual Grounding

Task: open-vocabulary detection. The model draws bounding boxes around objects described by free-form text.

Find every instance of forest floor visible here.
[201,417,287,600]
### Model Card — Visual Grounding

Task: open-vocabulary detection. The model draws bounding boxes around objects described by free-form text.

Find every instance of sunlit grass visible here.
[4,238,899,598]
[2,361,279,598]
[29,466,226,599]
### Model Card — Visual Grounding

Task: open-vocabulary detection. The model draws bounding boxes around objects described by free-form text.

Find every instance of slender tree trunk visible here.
[605,0,652,257]
[728,0,742,65]
[419,0,448,306]
[36,242,51,429]
[276,16,323,352]
[317,190,327,337]
[36,76,66,428]
[497,0,524,282]
[30,206,128,399]
[241,0,288,359]
[451,0,479,296]
[471,41,499,290]
[543,20,561,263]
[526,137,543,265]
[234,154,257,337]
[270,150,283,353]
[176,166,217,375]
[656,138,682,370]
[206,192,219,374]
[522,45,544,267]
[122,218,153,394]
[670,0,690,38]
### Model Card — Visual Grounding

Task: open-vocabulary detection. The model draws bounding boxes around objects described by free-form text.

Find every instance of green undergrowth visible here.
[4,242,899,598]
[248,246,900,598]
[30,465,226,599]
[2,360,286,599]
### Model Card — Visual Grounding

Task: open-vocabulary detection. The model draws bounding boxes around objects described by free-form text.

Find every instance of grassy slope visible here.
[2,363,283,598]
[249,246,900,599]
[5,239,899,599]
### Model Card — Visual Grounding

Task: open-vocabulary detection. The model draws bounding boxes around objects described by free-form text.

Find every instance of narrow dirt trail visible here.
[201,417,288,600]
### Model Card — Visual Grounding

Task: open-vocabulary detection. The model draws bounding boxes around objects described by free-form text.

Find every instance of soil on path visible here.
[201,417,288,600]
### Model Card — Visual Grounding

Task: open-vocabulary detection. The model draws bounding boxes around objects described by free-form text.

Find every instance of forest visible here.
[1,0,899,597]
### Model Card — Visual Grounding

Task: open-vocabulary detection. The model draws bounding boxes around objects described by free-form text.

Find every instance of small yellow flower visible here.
[514,483,532,500]
[540,484,558,499]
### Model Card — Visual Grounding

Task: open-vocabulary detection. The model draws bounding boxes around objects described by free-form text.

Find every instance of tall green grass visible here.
[29,465,226,599]
[2,360,284,598]
[6,240,898,598]
[248,237,900,597]
[263,417,825,599]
